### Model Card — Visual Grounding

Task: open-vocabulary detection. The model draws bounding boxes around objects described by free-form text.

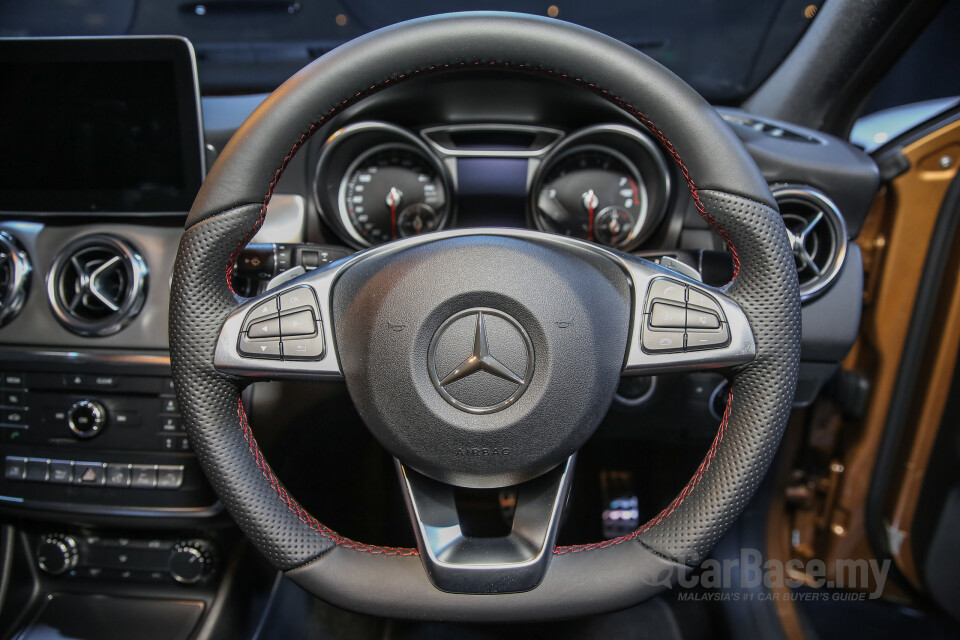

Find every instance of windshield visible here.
[1,1,820,102]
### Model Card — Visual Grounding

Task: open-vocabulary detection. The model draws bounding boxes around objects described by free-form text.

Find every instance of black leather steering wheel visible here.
[170,12,800,621]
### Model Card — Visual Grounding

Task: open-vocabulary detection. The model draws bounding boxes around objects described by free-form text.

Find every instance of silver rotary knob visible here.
[36,534,79,576]
[67,399,106,439]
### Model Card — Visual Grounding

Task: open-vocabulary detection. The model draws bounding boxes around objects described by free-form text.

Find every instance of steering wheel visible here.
[170,12,800,621]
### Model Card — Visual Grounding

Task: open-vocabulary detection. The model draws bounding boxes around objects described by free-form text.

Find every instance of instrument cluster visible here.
[312,122,672,251]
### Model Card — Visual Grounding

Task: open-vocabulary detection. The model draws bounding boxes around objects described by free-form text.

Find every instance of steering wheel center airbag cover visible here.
[332,235,630,488]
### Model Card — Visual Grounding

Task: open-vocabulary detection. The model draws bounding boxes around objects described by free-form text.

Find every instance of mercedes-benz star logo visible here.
[428,308,534,414]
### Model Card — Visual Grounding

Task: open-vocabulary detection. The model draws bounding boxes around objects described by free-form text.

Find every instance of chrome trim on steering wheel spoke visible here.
[398,456,575,595]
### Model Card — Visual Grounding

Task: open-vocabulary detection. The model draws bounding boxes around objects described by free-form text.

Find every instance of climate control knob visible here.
[169,540,214,584]
[67,400,106,439]
[36,534,79,575]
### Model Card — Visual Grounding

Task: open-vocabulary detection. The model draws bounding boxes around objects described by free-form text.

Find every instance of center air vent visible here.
[0,231,32,328]
[772,186,847,301]
[47,235,148,336]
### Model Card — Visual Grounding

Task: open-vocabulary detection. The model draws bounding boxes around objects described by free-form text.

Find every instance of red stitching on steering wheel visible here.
[238,398,419,556]
[553,387,732,556]
[224,61,741,294]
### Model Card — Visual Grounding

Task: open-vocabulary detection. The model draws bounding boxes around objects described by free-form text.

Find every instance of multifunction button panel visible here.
[641,277,731,353]
[5,457,184,490]
[239,285,325,360]
[0,372,189,453]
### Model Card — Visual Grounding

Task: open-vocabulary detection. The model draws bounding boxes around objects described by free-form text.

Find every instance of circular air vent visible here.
[47,235,148,336]
[0,231,32,328]
[772,185,847,301]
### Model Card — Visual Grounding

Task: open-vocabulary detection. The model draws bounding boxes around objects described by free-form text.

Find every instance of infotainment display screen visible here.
[0,37,204,215]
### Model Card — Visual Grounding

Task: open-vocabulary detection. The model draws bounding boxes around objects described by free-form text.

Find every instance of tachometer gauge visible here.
[534,147,647,248]
[339,145,447,246]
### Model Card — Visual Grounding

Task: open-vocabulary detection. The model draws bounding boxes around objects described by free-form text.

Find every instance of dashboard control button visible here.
[112,411,140,427]
[641,328,685,352]
[160,435,177,451]
[157,465,184,490]
[282,332,325,360]
[36,535,79,576]
[2,428,26,444]
[25,458,49,482]
[279,286,318,312]
[169,540,214,584]
[238,335,282,359]
[2,391,25,406]
[67,400,106,439]
[160,397,178,413]
[178,436,192,452]
[686,308,720,330]
[63,374,87,387]
[247,316,281,338]
[5,456,26,480]
[3,373,25,387]
[160,415,182,433]
[49,460,74,484]
[131,465,157,489]
[649,302,686,329]
[1,408,27,425]
[687,324,731,351]
[105,463,132,488]
[92,375,117,388]
[646,278,687,308]
[74,462,105,486]
[280,309,316,337]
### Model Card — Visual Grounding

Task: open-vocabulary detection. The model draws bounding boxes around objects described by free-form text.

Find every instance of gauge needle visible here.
[582,190,599,242]
[386,187,402,239]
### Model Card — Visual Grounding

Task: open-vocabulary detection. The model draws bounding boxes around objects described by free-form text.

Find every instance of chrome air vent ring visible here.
[772,185,847,301]
[0,231,32,328]
[47,234,148,337]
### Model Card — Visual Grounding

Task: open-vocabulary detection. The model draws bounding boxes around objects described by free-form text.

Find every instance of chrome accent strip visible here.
[771,184,848,302]
[0,231,32,328]
[529,123,672,251]
[0,496,222,518]
[419,123,565,158]
[398,456,575,594]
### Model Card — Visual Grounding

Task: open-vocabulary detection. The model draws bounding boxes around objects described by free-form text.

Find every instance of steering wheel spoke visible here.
[398,456,575,594]
[619,256,756,375]
[213,263,345,380]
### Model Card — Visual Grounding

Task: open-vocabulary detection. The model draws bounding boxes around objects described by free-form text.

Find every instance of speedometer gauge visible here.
[338,145,448,245]
[534,147,647,248]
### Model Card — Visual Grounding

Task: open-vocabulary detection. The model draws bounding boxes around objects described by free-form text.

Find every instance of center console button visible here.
[106,463,132,488]
[49,460,74,484]
[25,458,49,482]
[5,456,26,481]
[131,465,157,489]
[74,462,105,486]
[157,465,184,490]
